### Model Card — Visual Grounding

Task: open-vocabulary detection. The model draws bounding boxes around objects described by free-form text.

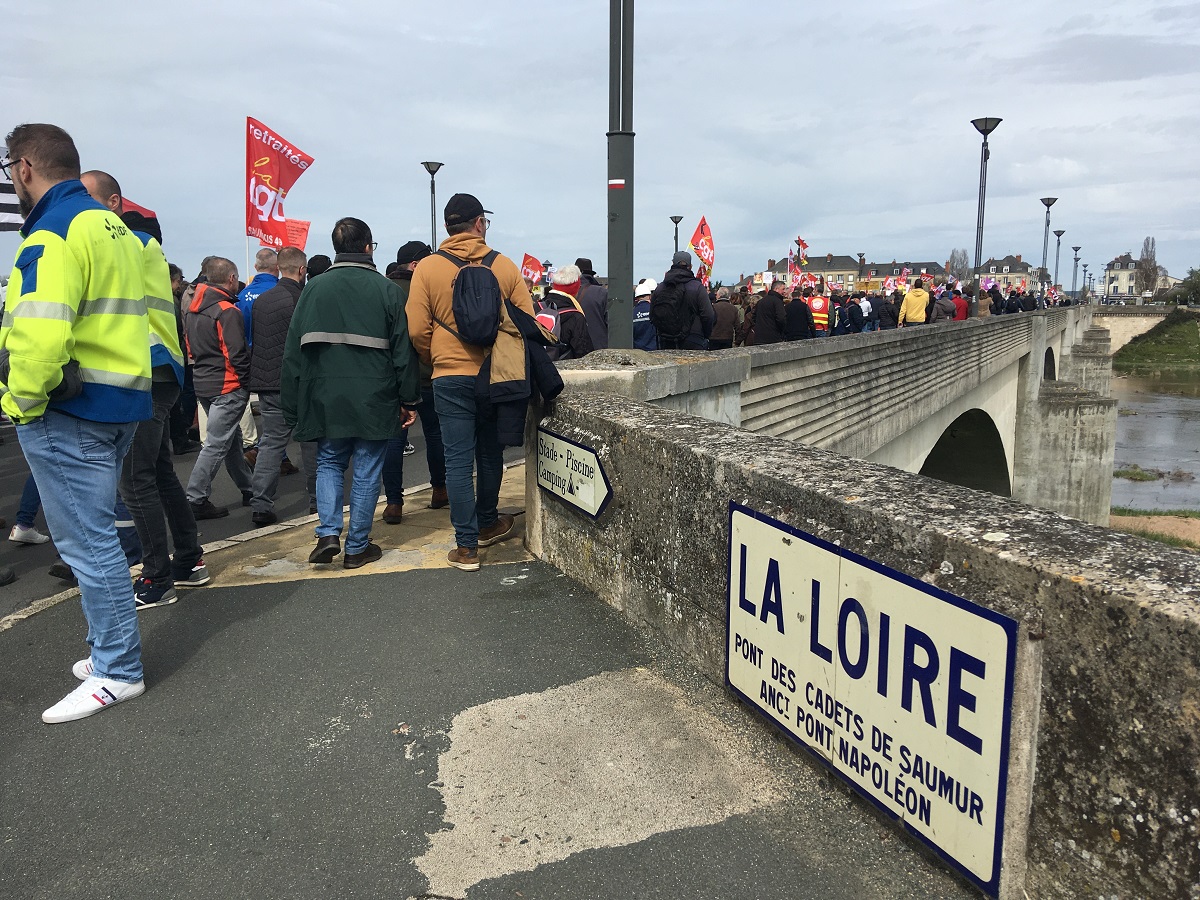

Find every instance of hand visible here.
[400,406,418,429]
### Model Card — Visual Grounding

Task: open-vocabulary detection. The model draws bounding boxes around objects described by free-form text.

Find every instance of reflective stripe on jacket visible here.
[1,180,151,424]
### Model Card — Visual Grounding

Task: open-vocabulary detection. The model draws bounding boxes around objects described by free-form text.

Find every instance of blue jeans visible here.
[382,387,447,504]
[315,437,387,555]
[18,411,142,682]
[16,473,40,528]
[433,376,503,549]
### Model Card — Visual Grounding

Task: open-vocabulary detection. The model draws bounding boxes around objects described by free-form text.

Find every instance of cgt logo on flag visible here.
[689,217,715,287]
[246,117,313,248]
[520,253,546,284]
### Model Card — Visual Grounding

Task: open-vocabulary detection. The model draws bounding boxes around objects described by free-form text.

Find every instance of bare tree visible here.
[947,248,972,283]
[1135,236,1159,295]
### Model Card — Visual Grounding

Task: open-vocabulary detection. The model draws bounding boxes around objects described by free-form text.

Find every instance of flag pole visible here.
[245,236,250,284]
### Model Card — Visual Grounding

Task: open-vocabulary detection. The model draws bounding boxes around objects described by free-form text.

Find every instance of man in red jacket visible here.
[183,257,254,519]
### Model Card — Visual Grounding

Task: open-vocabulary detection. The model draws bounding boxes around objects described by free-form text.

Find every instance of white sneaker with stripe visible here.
[42,676,145,723]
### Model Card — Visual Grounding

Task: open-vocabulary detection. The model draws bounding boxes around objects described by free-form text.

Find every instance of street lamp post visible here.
[1039,197,1057,287]
[1082,263,1089,302]
[970,117,1002,316]
[421,161,443,249]
[670,215,683,254]
[1052,229,1065,289]
[1071,246,1081,298]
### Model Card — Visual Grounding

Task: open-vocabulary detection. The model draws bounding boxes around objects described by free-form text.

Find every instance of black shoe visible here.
[173,439,201,456]
[251,510,278,526]
[190,499,229,520]
[48,559,76,583]
[0,565,15,587]
[241,491,253,507]
[308,535,341,564]
[343,542,383,570]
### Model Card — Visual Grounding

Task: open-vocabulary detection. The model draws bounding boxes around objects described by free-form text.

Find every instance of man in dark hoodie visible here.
[247,246,314,525]
[783,287,815,340]
[650,251,714,350]
[573,257,609,350]
[381,240,447,525]
[183,257,255,519]
[536,264,595,360]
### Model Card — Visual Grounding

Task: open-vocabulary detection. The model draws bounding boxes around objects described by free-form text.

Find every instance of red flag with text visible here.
[521,254,546,284]
[688,217,715,287]
[246,117,314,248]
[260,218,311,251]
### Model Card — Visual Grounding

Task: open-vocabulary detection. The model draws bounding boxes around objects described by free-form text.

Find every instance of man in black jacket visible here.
[247,247,312,525]
[537,265,595,360]
[754,282,788,344]
[784,287,816,340]
[573,257,609,350]
[651,252,715,350]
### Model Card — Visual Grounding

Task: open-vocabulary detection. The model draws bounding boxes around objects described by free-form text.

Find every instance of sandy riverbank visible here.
[1110,514,1200,549]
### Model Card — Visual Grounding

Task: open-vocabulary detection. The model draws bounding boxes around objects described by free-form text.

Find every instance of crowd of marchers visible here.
[0,122,571,725]
[0,121,1082,727]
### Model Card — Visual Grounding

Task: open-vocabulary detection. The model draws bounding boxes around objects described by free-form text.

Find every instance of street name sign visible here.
[536,426,612,520]
[725,502,1017,897]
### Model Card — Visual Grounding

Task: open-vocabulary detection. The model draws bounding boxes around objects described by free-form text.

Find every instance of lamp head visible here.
[1040,197,1057,209]
[670,215,683,225]
[421,161,444,177]
[1053,229,1065,238]
[1072,246,1081,253]
[971,117,1002,137]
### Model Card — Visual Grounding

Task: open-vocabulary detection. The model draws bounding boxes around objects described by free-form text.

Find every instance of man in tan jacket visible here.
[406,193,535,570]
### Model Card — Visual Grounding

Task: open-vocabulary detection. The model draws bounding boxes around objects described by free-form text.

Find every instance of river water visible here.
[1110,374,1200,512]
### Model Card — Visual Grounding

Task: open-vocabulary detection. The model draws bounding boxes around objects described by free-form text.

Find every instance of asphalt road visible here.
[0,411,436,618]
[0,559,977,900]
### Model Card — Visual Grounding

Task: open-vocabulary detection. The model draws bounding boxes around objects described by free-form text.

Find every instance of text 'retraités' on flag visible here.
[688,217,715,288]
[245,117,313,249]
[1,149,22,232]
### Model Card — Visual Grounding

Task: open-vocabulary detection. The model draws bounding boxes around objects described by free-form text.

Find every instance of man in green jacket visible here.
[281,217,419,569]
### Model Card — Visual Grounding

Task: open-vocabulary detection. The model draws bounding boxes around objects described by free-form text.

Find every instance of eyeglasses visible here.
[0,155,19,179]
[367,242,378,252]
[482,217,491,230]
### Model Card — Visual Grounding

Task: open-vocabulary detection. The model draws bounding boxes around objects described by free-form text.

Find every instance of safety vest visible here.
[807,295,830,330]
[1,180,151,424]
[133,230,185,385]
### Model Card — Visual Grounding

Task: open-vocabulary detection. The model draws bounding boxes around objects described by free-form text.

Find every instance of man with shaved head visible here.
[81,169,208,608]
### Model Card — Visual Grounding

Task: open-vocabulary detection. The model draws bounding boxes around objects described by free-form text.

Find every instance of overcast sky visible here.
[3,0,1198,288]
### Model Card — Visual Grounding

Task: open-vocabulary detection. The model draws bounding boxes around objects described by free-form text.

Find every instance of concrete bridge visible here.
[528,309,1200,899]
[564,307,1117,524]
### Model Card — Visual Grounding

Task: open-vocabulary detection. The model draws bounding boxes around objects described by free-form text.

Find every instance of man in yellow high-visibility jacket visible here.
[1,123,152,724]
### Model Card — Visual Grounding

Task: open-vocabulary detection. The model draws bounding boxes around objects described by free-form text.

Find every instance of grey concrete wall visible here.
[526,391,1200,900]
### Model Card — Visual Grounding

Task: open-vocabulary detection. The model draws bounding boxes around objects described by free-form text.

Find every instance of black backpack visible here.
[649,278,694,340]
[434,249,503,346]
[534,300,584,361]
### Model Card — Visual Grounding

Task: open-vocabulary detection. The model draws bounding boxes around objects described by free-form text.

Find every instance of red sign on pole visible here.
[261,218,311,251]
[245,117,314,248]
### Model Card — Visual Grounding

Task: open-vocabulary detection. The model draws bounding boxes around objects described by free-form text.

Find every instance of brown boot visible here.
[447,546,479,571]
[428,486,449,509]
[382,503,404,524]
[243,448,258,469]
[279,459,299,476]
[478,513,516,547]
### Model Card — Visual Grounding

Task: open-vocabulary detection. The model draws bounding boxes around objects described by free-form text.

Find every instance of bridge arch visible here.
[1044,348,1056,381]
[918,409,1011,497]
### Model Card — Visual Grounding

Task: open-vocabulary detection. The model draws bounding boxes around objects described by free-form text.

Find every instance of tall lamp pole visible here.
[1039,197,1057,286]
[1082,264,1089,301]
[421,161,443,249]
[970,117,1002,316]
[1052,229,1065,288]
[1071,246,1081,298]
[607,0,635,349]
[670,215,683,254]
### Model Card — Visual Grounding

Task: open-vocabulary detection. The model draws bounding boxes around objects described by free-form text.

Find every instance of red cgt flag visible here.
[688,217,715,287]
[520,254,546,284]
[260,218,311,251]
[246,117,314,248]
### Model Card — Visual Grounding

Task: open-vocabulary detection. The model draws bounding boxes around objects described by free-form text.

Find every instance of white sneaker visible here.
[42,675,145,723]
[9,524,50,545]
[72,657,95,680]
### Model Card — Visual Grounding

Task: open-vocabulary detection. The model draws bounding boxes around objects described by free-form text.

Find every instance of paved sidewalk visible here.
[0,467,975,900]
